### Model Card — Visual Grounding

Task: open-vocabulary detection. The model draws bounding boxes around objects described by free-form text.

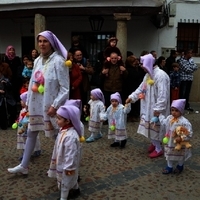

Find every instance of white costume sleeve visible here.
[51,57,69,109]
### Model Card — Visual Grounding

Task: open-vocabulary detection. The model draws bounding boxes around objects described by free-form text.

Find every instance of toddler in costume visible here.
[159,99,193,174]
[101,92,131,148]
[48,105,82,200]
[64,99,84,182]
[16,92,41,160]
[86,88,105,143]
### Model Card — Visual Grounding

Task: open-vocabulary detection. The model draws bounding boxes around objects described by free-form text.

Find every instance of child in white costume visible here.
[48,105,82,200]
[159,99,193,174]
[101,92,131,148]
[17,92,41,159]
[63,99,84,182]
[86,88,105,143]
[126,53,170,158]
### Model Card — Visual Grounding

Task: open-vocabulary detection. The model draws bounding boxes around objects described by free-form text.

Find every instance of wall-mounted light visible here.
[89,16,104,32]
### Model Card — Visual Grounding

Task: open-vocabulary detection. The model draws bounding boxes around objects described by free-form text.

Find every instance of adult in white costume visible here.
[8,30,69,174]
[126,53,170,158]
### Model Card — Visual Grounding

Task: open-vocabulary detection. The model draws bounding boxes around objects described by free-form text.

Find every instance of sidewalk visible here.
[1,103,200,200]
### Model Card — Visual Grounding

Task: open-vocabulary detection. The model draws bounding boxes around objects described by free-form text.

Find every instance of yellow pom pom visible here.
[147,79,154,85]
[80,136,85,143]
[146,76,154,85]
[65,60,72,68]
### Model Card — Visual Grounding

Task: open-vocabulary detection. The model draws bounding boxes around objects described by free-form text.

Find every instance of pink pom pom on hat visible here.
[140,53,155,79]
[171,99,186,114]
[20,92,28,103]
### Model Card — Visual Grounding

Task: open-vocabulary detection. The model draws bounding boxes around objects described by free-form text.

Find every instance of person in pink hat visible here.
[86,88,105,142]
[101,92,131,148]
[126,53,170,158]
[48,105,82,200]
[159,99,193,174]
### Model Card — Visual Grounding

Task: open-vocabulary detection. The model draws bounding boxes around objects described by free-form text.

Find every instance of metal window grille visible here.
[177,23,200,55]
[71,32,115,66]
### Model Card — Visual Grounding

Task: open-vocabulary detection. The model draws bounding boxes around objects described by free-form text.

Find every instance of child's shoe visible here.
[68,188,80,199]
[174,165,184,174]
[149,150,163,158]
[94,132,102,140]
[110,142,120,147]
[86,136,95,143]
[120,139,127,148]
[148,144,155,153]
[8,164,28,174]
[162,166,173,174]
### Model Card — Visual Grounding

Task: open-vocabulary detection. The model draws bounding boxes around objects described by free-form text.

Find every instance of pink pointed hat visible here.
[171,99,186,114]
[91,88,105,104]
[20,92,28,103]
[57,105,82,137]
[110,92,122,104]
[140,53,155,78]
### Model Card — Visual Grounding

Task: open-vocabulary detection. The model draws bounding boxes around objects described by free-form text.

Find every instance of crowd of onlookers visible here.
[0,35,198,131]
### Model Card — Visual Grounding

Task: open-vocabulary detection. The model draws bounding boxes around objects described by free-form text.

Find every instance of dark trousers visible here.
[179,80,192,109]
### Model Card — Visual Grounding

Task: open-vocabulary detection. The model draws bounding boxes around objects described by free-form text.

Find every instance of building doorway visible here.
[21,36,35,58]
[71,32,115,66]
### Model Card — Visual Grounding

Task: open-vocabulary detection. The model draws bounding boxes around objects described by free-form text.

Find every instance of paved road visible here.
[1,103,200,200]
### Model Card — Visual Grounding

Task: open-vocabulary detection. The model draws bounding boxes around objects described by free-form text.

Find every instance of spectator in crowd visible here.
[101,52,128,108]
[72,49,94,109]
[4,45,22,103]
[30,49,39,61]
[170,62,181,102]
[123,55,145,121]
[178,49,198,111]
[156,56,167,73]
[165,50,178,75]
[69,35,88,59]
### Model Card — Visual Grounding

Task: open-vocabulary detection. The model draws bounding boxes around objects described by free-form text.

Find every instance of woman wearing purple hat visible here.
[86,88,105,142]
[159,99,193,174]
[101,92,131,148]
[8,30,69,175]
[48,105,81,200]
[126,53,170,158]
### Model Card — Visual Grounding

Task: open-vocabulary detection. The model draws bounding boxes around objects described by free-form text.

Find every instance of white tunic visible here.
[27,52,69,137]
[101,103,131,140]
[48,127,81,190]
[159,115,193,161]
[88,99,105,133]
[129,66,170,141]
